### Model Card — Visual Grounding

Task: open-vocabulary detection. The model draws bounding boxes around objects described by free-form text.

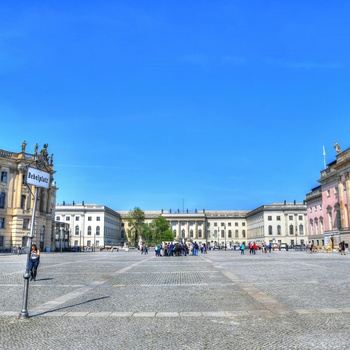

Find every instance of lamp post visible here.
[60,228,63,253]
[217,227,219,248]
[20,166,50,319]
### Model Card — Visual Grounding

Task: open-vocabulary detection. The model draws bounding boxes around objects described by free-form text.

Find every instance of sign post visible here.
[19,167,50,319]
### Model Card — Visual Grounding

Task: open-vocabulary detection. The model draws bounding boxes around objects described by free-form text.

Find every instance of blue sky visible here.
[1,0,350,211]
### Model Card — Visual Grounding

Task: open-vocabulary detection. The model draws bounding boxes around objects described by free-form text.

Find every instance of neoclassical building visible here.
[246,202,307,247]
[55,203,123,249]
[0,142,57,252]
[306,144,350,248]
[118,205,306,248]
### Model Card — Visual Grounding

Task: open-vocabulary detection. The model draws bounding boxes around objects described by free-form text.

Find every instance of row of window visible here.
[0,218,31,229]
[268,224,304,235]
[73,240,100,247]
[74,225,101,235]
[267,215,304,221]
[57,216,101,222]
[211,222,245,227]
[326,185,347,197]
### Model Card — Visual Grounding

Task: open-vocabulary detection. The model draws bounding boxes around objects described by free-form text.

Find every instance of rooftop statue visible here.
[334,142,342,154]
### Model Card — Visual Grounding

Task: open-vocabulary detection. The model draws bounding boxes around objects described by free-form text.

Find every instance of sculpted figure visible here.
[21,140,27,152]
[334,142,342,154]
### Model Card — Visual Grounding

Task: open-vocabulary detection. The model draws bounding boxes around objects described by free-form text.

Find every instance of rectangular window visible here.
[289,215,293,220]
[326,189,331,197]
[88,217,92,221]
[214,222,217,227]
[96,217,100,221]
[1,171,7,182]
[221,222,225,227]
[235,222,238,226]
[228,222,231,227]
[56,216,60,221]
[268,216,272,221]
[23,218,30,229]
[334,187,338,194]
[0,218,5,228]
[76,216,80,221]
[276,216,281,221]
[298,215,303,220]
[242,222,245,226]
[74,240,79,246]
[96,240,99,247]
[66,216,70,221]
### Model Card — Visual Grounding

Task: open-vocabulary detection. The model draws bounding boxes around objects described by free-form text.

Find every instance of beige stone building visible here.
[119,205,306,248]
[0,142,57,252]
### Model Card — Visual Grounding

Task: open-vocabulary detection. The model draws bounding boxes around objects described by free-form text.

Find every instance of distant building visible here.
[55,203,122,249]
[246,202,307,246]
[0,142,57,252]
[307,145,350,249]
[119,205,306,248]
[305,186,323,245]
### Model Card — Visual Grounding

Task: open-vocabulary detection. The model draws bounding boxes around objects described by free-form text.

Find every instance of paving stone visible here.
[1,250,350,349]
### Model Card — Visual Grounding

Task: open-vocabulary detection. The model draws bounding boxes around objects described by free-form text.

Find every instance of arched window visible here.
[268,225,273,235]
[242,230,246,238]
[198,229,202,238]
[235,230,239,238]
[173,229,176,236]
[181,229,185,238]
[299,224,304,235]
[190,229,194,238]
[277,225,281,235]
[289,225,294,235]
[96,226,100,235]
[88,226,92,235]
[0,192,5,209]
[228,230,232,238]
[75,225,79,235]
[221,230,224,238]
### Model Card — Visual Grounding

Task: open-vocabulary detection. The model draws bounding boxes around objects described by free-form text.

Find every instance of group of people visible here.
[139,242,209,256]
[239,242,276,255]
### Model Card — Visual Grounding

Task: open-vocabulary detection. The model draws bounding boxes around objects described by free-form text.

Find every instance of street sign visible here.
[26,167,50,189]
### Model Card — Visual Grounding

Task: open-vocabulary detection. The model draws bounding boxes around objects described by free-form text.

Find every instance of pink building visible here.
[307,145,350,249]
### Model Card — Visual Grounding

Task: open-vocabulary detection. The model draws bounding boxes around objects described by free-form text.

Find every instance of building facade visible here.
[307,145,350,249]
[246,202,307,247]
[55,203,123,249]
[0,142,57,252]
[119,205,306,248]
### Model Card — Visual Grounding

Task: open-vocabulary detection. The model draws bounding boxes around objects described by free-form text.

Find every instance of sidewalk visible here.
[0,250,349,349]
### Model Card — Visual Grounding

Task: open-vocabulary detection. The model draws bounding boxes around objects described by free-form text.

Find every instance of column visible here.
[345,173,350,228]
[338,176,345,229]
[15,169,23,208]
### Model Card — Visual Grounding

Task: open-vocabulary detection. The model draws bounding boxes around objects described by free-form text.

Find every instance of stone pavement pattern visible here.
[0,250,350,349]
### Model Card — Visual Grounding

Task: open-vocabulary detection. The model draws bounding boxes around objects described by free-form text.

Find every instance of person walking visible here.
[240,242,245,255]
[29,244,40,281]
[340,241,346,255]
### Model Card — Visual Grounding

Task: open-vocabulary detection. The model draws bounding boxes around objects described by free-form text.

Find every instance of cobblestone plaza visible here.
[1,250,350,349]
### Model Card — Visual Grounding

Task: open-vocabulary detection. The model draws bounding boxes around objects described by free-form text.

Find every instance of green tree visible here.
[142,223,153,246]
[125,207,146,246]
[150,216,171,244]
[160,229,175,242]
